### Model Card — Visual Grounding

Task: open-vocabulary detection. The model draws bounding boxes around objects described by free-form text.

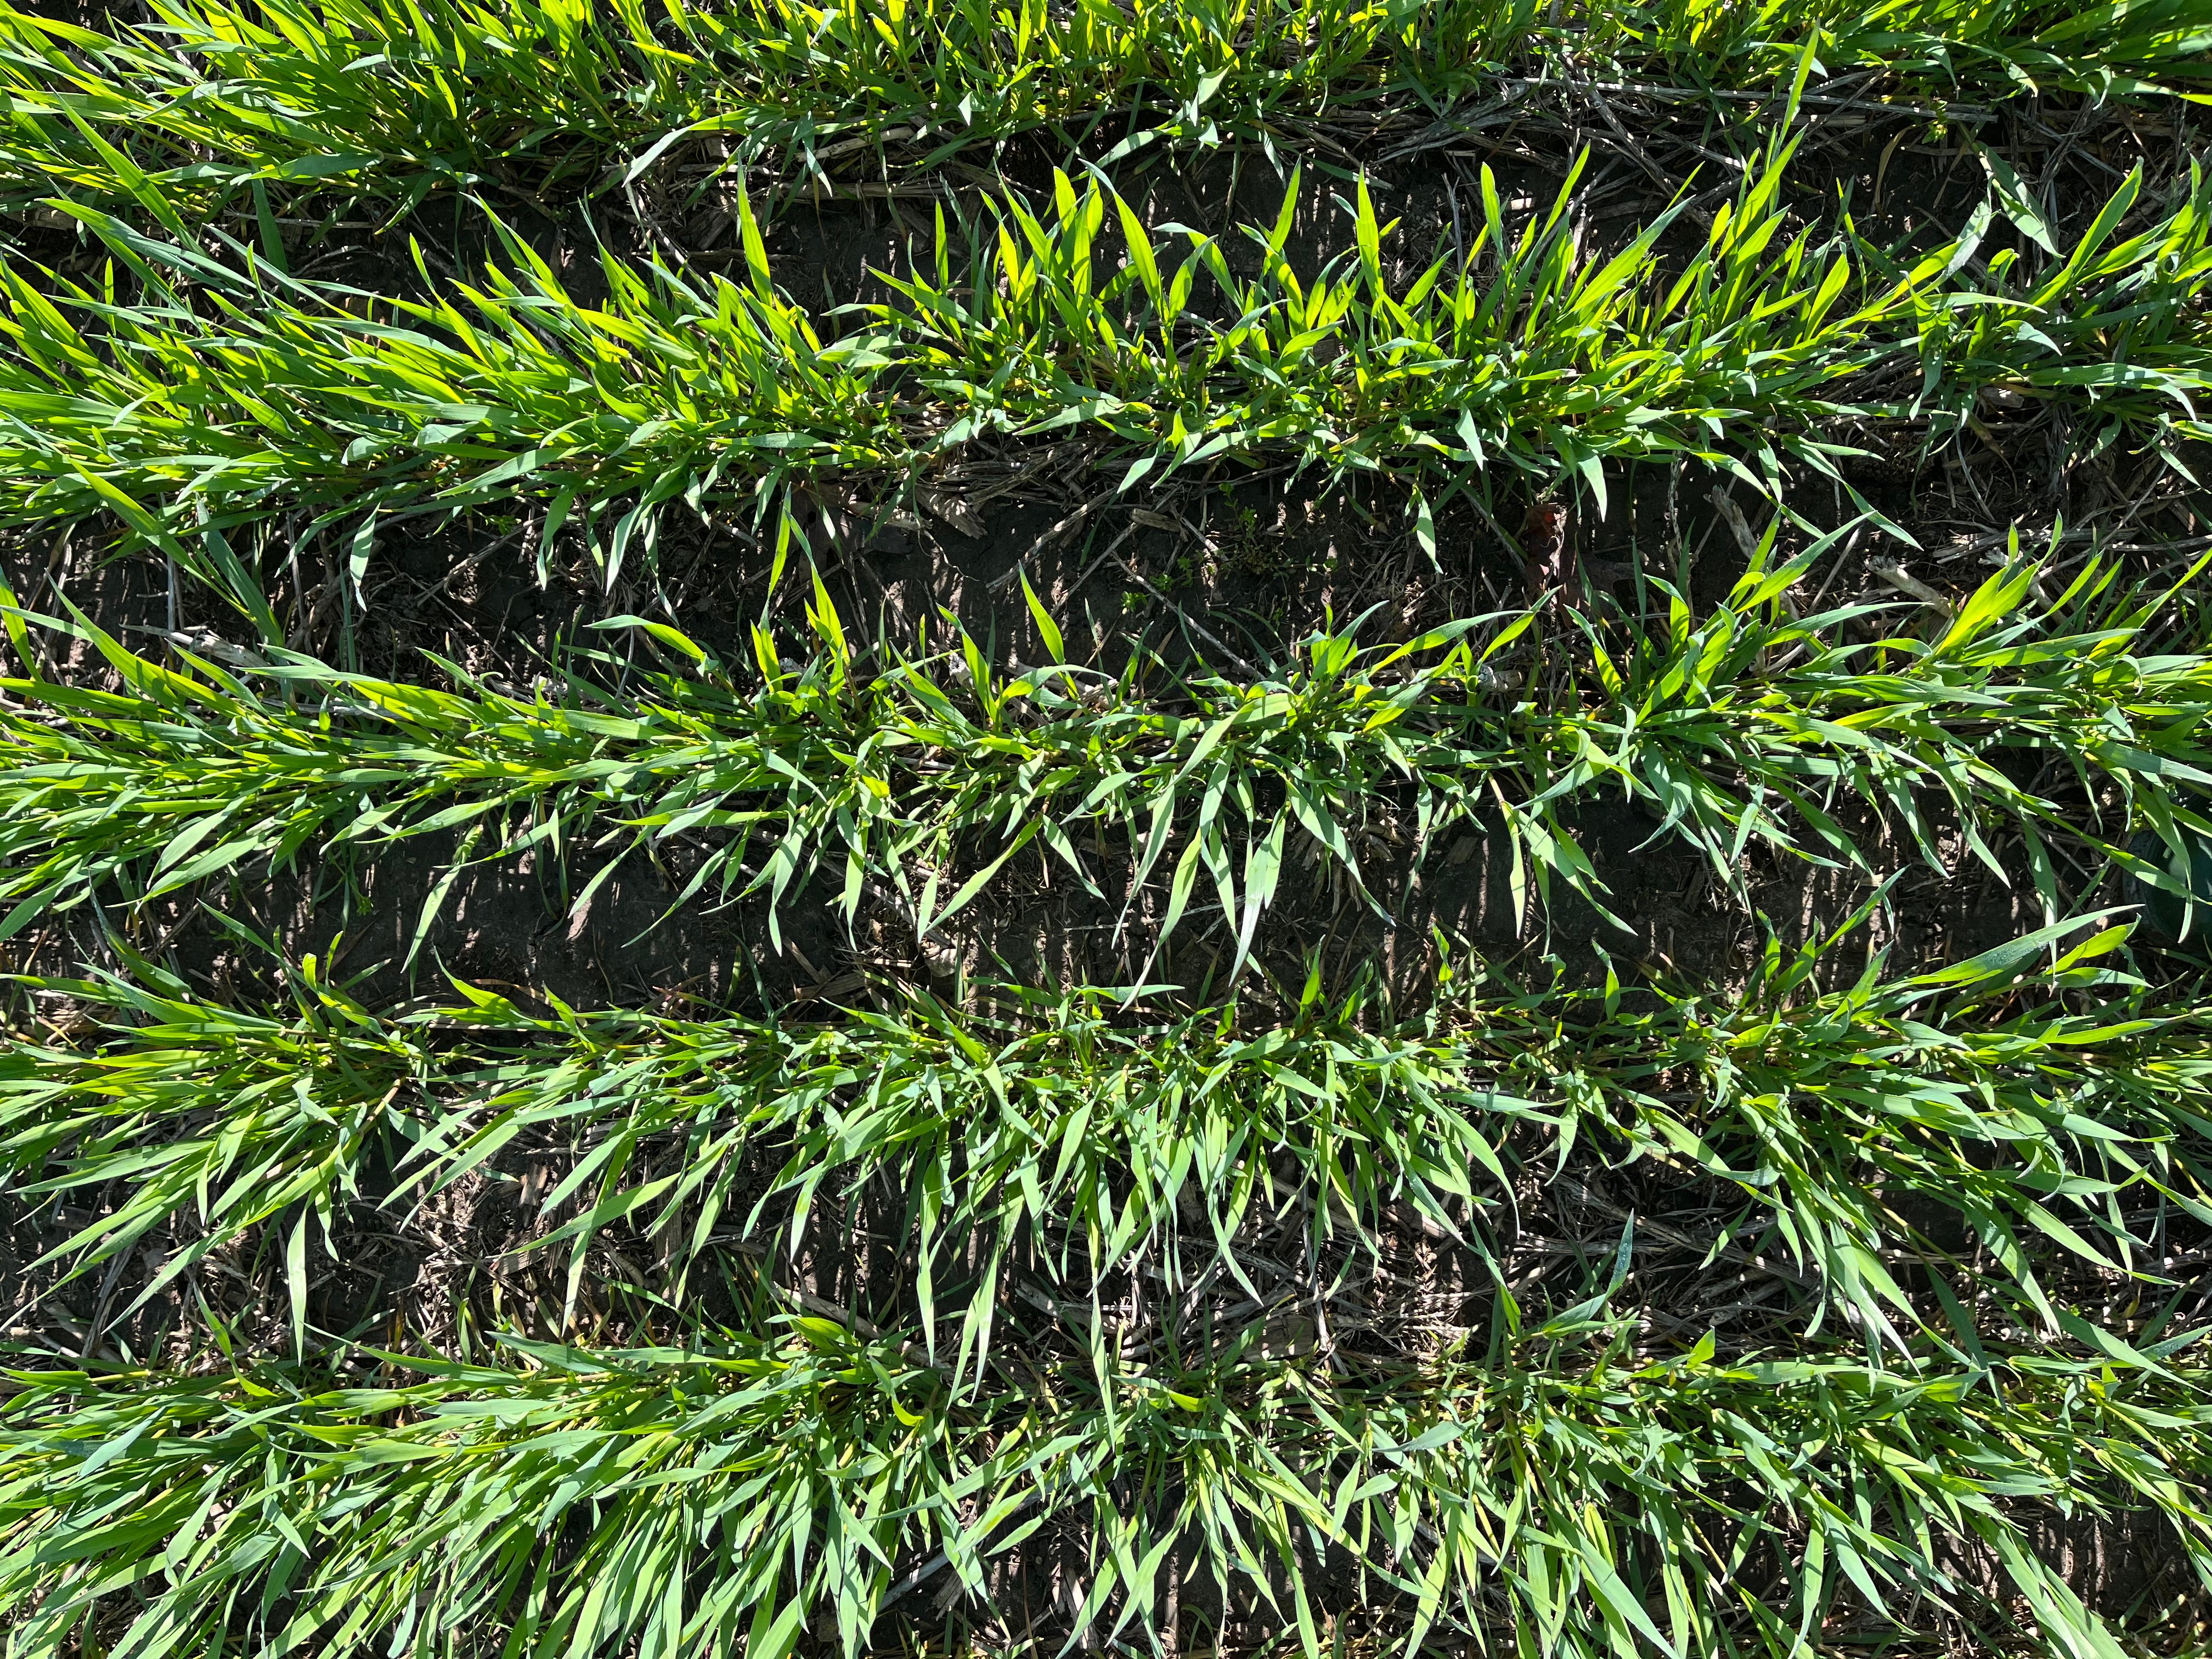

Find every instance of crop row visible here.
[7,538,2210,969]
[1,1310,2207,1657]
[3,0,2205,226]
[8,898,2206,1368]
[2,144,2205,584]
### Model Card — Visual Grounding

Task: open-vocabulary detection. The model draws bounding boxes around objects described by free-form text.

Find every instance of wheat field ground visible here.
[1,2,2211,1655]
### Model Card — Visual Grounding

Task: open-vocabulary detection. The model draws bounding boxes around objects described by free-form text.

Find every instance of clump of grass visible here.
[1531,906,2212,1352]
[5,136,2207,585]
[7,533,2212,963]
[1,1323,2205,1659]
[1,945,426,1340]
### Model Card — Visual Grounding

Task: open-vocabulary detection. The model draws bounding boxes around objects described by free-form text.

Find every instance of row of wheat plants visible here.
[1,0,2203,225]
[4,526,2212,955]
[0,75,2203,588]
[5,1329,2204,1659]
[5,533,2210,957]
[5,907,2206,1359]
[2,119,2207,586]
